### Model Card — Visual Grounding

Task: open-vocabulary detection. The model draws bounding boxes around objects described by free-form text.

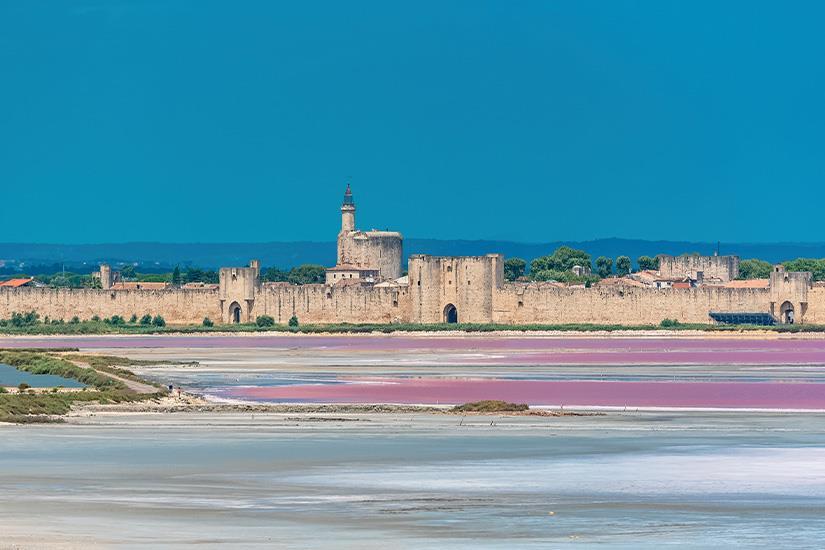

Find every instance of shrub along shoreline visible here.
[0,316,822,335]
[0,350,166,423]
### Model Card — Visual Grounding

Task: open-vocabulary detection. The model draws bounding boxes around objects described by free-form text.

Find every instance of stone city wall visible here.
[0,287,222,324]
[493,284,773,325]
[657,254,740,282]
[251,284,410,325]
[2,275,823,326]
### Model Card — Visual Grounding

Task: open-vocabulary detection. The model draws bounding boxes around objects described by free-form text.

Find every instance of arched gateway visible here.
[228,301,242,324]
[444,303,458,324]
[780,301,795,324]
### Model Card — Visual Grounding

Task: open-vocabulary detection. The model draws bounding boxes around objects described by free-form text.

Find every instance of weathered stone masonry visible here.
[1,187,820,326]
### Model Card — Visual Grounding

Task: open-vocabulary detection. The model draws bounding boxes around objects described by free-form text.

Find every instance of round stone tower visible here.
[333,183,403,281]
[341,183,355,233]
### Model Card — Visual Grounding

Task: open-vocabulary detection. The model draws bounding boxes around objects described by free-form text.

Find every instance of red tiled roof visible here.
[672,282,692,289]
[724,279,770,289]
[0,278,34,288]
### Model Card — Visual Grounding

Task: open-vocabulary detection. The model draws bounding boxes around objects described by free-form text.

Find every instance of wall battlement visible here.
[1,190,819,327]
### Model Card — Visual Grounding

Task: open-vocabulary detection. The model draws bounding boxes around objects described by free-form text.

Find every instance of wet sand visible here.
[3,334,825,547]
[4,411,825,548]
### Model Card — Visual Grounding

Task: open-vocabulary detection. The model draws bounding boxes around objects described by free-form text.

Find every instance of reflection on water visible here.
[2,413,825,548]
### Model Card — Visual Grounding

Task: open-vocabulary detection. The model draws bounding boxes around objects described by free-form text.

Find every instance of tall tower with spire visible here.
[328,182,403,283]
[341,183,355,233]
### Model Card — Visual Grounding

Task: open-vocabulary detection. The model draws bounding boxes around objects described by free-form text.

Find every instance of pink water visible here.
[223,378,825,409]
[7,334,825,409]
[4,335,825,365]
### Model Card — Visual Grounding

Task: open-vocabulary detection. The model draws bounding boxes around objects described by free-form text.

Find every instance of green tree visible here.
[256,315,275,327]
[615,256,632,276]
[288,264,326,285]
[288,315,299,327]
[202,317,214,327]
[530,246,591,280]
[261,267,290,282]
[504,258,526,281]
[152,315,166,327]
[595,256,613,278]
[140,314,153,325]
[784,258,825,281]
[171,266,182,286]
[120,265,136,279]
[637,255,659,271]
[738,258,772,279]
[185,267,219,284]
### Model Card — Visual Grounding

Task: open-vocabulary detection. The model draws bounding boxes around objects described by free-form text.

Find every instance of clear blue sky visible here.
[2,1,824,244]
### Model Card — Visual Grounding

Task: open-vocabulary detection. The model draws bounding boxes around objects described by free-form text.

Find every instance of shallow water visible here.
[3,413,825,548]
[107,339,825,409]
[0,363,85,388]
[3,336,825,546]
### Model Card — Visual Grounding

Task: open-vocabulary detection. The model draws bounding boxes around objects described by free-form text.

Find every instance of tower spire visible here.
[343,182,354,206]
[340,181,356,232]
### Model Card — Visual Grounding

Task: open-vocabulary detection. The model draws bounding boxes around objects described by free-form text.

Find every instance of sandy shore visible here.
[66,394,589,419]
[3,328,825,341]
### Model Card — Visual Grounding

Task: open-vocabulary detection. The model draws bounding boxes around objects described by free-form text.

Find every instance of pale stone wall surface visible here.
[409,254,503,323]
[0,287,221,324]
[337,231,403,280]
[493,284,772,325]
[1,256,822,327]
[253,284,410,324]
[658,255,739,282]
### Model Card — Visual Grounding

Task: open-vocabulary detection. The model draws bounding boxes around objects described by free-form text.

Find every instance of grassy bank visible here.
[0,319,824,335]
[0,351,165,423]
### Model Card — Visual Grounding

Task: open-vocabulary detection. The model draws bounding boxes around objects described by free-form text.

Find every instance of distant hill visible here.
[3,239,825,273]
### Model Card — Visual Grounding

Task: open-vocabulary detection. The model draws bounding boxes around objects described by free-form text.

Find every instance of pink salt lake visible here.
[6,335,825,409]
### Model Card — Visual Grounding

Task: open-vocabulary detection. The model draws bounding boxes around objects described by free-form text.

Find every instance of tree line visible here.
[503,246,661,283]
[504,247,825,283]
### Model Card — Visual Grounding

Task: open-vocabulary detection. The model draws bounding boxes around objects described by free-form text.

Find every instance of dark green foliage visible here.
[184,267,219,284]
[171,266,182,286]
[70,316,80,324]
[261,265,327,284]
[91,315,100,322]
[108,315,125,325]
[18,382,30,391]
[530,246,591,277]
[595,256,613,278]
[256,315,275,327]
[503,258,526,281]
[129,314,138,323]
[287,265,326,285]
[261,267,290,282]
[288,315,299,327]
[152,315,166,327]
[660,318,681,328]
[637,255,659,271]
[737,258,772,279]
[9,311,40,327]
[140,314,153,325]
[202,317,214,327]
[0,351,169,422]
[783,258,825,281]
[615,256,632,276]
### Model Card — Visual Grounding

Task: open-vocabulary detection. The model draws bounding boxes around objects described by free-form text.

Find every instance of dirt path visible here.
[70,361,159,394]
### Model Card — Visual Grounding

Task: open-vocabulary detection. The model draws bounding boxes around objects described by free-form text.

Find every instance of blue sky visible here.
[2,1,824,243]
